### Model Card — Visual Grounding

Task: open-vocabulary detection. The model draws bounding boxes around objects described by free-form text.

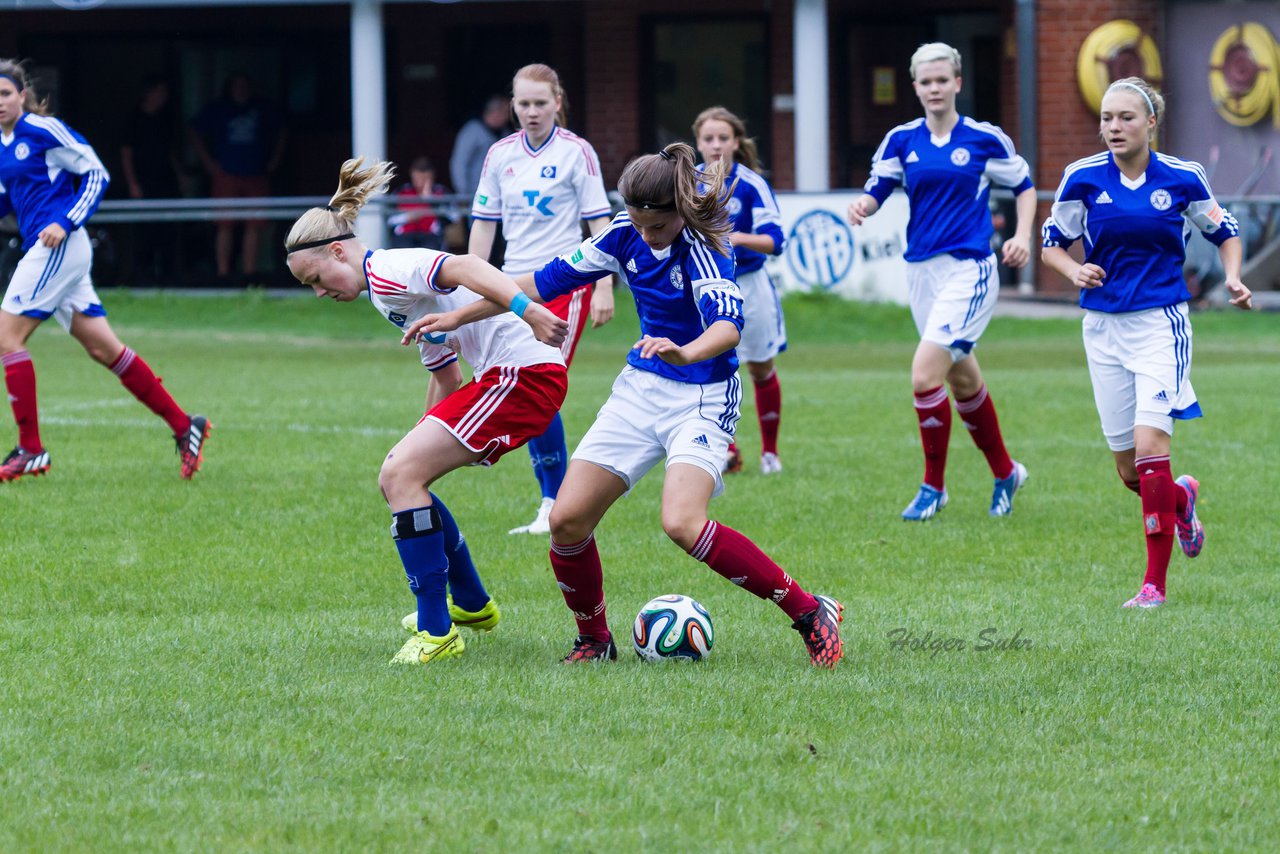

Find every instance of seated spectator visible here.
[389,156,449,250]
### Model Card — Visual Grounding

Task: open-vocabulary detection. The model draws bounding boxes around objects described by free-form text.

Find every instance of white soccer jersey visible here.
[362,248,564,376]
[471,126,612,274]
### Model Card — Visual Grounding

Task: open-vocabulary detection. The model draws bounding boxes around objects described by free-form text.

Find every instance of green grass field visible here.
[2,290,1276,851]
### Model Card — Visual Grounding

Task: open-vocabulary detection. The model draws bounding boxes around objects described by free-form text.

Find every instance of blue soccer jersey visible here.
[535,212,744,384]
[699,161,784,274]
[864,116,1032,262]
[0,113,109,251]
[1042,152,1239,313]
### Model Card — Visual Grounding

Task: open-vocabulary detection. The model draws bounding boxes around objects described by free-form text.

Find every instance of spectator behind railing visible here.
[190,72,287,286]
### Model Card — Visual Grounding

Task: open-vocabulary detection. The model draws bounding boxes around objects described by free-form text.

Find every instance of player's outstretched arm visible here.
[405,256,566,347]
[632,319,741,367]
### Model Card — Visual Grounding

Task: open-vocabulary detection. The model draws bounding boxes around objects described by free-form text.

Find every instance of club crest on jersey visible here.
[13,143,30,161]
[1150,189,1172,211]
[727,197,743,216]
[387,312,407,327]
[669,265,685,290]
[540,165,557,179]
[950,147,970,166]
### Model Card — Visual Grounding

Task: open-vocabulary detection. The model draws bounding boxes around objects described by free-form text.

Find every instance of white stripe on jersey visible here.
[961,117,1018,156]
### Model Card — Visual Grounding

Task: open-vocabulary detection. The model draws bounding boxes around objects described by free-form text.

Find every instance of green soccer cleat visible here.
[402,597,501,634]
[389,625,464,665]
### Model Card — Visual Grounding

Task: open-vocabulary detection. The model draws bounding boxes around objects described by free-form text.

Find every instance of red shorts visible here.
[423,362,568,465]
[544,283,593,368]
[211,172,270,226]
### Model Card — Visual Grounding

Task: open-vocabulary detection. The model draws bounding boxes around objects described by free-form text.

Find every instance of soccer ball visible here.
[632,594,714,662]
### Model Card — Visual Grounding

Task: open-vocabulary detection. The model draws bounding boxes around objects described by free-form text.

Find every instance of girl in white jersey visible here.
[284,158,569,666]
[1041,78,1251,609]
[848,43,1037,522]
[694,106,788,476]
[469,63,615,536]
[0,59,209,482]
[405,144,845,669]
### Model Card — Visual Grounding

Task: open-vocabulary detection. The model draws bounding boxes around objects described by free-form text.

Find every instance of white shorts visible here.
[1083,305,1199,451]
[907,253,998,362]
[736,267,787,363]
[572,365,741,497]
[1,228,105,332]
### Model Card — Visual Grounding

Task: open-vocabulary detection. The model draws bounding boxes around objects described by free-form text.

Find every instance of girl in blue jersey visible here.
[1041,77,1251,609]
[406,143,845,668]
[694,106,788,476]
[469,63,615,537]
[0,60,209,482]
[847,43,1037,522]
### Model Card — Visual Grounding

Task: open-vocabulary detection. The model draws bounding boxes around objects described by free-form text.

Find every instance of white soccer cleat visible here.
[760,452,783,475]
[509,497,554,535]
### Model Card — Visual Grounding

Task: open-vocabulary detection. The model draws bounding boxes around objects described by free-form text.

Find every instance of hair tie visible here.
[286,232,355,254]
[324,204,337,212]
[658,149,674,162]
[1108,81,1156,117]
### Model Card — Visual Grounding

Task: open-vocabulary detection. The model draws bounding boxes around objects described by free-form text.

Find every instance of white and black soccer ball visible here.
[632,594,714,662]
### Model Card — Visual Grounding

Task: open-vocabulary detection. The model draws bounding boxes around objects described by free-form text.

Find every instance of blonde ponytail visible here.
[285,157,396,253]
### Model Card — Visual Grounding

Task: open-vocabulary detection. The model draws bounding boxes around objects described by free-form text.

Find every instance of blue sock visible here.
[527,412,567,500]
[430,491,489,613]
[391,506,450,635]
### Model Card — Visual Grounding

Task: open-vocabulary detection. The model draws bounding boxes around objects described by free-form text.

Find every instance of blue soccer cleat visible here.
[902,483,948,521]
[990,461,1028,517]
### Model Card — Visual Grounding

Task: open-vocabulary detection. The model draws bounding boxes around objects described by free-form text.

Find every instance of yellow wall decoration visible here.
[1076,20,1164,115]
[1208,23,1280,128]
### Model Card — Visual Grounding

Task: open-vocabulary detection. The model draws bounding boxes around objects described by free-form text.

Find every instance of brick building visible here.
[2,0,1276,288]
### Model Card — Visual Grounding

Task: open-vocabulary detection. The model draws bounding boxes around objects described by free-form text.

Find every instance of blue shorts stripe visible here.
[29,242,67,302]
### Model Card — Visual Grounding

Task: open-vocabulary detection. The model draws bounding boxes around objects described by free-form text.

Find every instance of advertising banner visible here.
[765,191,910,303]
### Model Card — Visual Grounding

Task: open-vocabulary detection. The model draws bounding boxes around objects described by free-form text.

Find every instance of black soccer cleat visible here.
[176,414,211,479]
[561,634,618,663]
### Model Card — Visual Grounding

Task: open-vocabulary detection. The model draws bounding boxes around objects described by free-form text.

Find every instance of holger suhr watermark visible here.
[887,627,1032,658]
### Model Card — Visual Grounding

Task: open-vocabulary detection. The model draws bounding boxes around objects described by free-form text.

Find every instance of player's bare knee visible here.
[549,509,589,544]
[661,513,703,552]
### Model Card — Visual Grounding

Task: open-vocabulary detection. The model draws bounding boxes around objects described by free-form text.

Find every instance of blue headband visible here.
[0,73,23,91]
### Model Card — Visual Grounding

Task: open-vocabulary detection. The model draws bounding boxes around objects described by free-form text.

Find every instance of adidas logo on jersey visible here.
[1095,190,1114,204]
[692,434,710,448]
[503,167,515,177]
[906,151,920,163]
[626,258,637,273]
[1152,390,1169,403]
[938,323,952,333]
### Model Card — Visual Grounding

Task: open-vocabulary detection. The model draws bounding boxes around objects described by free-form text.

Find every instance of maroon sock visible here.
[110,347,190,435]
[689,521,818,620]
[753,370,782,455]
[955,384,1014,479]
[549,534,610,640]
[914,386,950,489]
[1137,455,1176,594]
[3,350,41,451]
